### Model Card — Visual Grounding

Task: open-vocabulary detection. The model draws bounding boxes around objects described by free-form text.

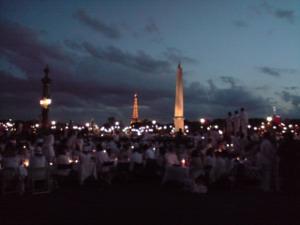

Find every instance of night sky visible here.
[0,0,299,123]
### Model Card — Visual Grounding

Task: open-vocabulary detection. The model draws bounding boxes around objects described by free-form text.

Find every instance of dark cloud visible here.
[0,19,74,80]
[281,91,300,107]
[274,9,295,23]
[233,20,249,28]
[255,1,296,24]
[257,66,297,77]
[144,22,160,34]
[184,80,272,118]
[64,39,82,51]
[73,9,121,39]
[258,66,281,77]
[220,76,237,88]
[163,48,197,64]
[0,20,285,122]
[284,86,299,91]
[82,42,172,74]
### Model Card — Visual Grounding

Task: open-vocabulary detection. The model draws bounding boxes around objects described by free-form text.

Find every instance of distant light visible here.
[152,120,157,125]
[23,159,29,167]
[266,116,272,122]
[200,118,205,124]
[85,122,90,127]
[181,159,186,167]
[115,121,119,126]
[51,120,56,125]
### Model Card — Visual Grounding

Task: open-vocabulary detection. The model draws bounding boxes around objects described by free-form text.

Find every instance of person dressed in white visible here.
[213,151,227,181]
[163,148,190,185]
[42,134,55,162]
[28,147,48,185]
[1,143,27,194]
[256,132,277,192]
[95,145,113,184]
[95,145,111,172]
[144,146,156,160]
[203,149,216,184]
[130,148,143,171]
[164,148,179,167]
[29,147,47,168]
[240,107,249,136]
[79,146,97,185]
[233,110,241,136]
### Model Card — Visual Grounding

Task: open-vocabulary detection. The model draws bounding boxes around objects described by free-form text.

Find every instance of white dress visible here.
[79,152,97,184]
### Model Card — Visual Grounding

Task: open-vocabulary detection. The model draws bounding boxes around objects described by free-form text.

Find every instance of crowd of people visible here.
[0,108,299,196]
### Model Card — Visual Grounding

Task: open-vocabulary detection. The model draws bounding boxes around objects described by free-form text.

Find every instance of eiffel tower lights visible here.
[131,93,139,125]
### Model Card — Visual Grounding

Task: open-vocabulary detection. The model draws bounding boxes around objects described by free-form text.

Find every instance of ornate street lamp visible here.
[40,65,52,128]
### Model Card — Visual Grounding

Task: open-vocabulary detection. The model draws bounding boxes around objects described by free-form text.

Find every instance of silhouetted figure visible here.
[240,107,249,136]
[278,133,300,193]
[225,112,233,135]
[233,110,240,136]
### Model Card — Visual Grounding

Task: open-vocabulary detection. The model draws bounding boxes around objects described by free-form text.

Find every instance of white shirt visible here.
[30,155,46,168]
[96,151,110,164]
[165,152,179,166]
[2,156,21,169]
[130,152,143,164]
[145,148,156,160]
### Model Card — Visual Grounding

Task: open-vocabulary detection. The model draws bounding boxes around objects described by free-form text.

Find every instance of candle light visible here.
[181,159,186,167]
[23,159,29,167]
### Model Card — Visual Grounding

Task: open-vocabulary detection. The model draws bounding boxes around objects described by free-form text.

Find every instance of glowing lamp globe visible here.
[40,98,52,109]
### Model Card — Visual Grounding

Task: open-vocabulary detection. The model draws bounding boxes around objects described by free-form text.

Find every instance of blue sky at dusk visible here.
[0,0,299,123]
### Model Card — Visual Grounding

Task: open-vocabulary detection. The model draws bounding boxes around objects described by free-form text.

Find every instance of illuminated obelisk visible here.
[174,63,184,132]
[131,93,139,125]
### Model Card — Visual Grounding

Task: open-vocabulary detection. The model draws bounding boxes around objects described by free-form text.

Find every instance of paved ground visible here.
[0,180,299,225]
